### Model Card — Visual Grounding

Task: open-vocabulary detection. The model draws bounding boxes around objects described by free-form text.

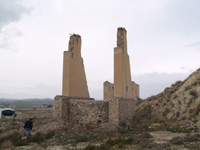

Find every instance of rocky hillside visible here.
[135,68,200,127]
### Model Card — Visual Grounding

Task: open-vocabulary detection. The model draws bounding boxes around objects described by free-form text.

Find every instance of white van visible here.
[0,108,15,118]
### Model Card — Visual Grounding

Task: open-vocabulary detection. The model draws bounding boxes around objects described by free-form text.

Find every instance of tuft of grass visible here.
[76,136,89,142]
[0,140,12,149]
[0,132,28,148]
[170,134,200,145]
[84,145,96,150]
[192,104,200,116]
[166,127,198,133]
[134,132,153,144]
[184,134,199,142]
[170,137,184,144]
[31,132,45,143]
[83,137,134,150]
[190,90,198,99]
[185,86,190,91]
[45,130,55,139]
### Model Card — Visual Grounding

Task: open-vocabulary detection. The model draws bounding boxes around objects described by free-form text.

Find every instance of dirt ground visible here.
[0,108,200,150]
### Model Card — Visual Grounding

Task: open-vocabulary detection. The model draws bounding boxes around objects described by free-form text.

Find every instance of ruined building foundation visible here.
[54,28,140,125]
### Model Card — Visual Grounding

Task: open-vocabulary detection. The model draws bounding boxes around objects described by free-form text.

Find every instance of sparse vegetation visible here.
[190,90,198,99]
[45,130,55,139]
[84,137,134,150]
[76,136,89,142]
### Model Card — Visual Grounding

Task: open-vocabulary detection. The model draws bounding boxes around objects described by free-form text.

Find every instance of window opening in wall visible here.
[97,120,102,124]
[76,120,79,124]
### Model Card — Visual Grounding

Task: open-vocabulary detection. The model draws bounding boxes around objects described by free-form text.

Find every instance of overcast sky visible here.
[0,0,200,99]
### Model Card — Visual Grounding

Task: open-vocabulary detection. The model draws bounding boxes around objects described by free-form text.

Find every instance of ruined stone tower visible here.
[104,27,139,100]
[62,34,90,98]
[54,28,139,124]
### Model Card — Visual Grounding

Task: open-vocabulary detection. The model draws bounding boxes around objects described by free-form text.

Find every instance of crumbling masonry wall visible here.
[109,97,138,124]
[68,99,109,124]
[53,96,109,124]
[104,81,114,100]
[54,96,137,125]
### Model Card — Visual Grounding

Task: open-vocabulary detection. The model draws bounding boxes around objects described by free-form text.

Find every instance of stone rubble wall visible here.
[109,97,137,125]
[53,96,69,120]
[54,95,137,125]
[54,96,109,124]
[118,98,137,124]
[109,98,119,124]
[104,81,114,100]
[68,99,109,124]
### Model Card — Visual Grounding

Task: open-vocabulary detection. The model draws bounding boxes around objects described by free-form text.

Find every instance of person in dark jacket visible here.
[24,118,33,140]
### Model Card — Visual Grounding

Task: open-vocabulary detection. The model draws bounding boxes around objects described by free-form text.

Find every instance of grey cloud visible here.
[180,66,186,70]
[170,0,200,32]
[0,0,30,51]
[150,0,200,36]
[185,42,200,48]
[133,71,192,99]
[0,0,30,29]
[0,28,23,51]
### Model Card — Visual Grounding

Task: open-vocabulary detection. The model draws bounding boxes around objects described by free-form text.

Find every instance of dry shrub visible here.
[85,123,98,130]
[192,104,200,116]
[170,136,184,144]
[0,140,12,149]
[190,90,198,99]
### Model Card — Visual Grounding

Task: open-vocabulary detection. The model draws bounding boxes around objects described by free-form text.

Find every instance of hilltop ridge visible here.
[135,68,200,127]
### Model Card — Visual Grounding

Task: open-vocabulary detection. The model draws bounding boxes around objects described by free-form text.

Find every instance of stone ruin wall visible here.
[54,96,137,125]
[54,96,109,124]
[109,98,138,124]
[104,81,114,100]
[118,98,138,123]
[54,96,69,120]
[68,99,109,124]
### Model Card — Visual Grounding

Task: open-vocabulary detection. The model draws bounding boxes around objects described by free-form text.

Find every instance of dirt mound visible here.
[135,68,200,127]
